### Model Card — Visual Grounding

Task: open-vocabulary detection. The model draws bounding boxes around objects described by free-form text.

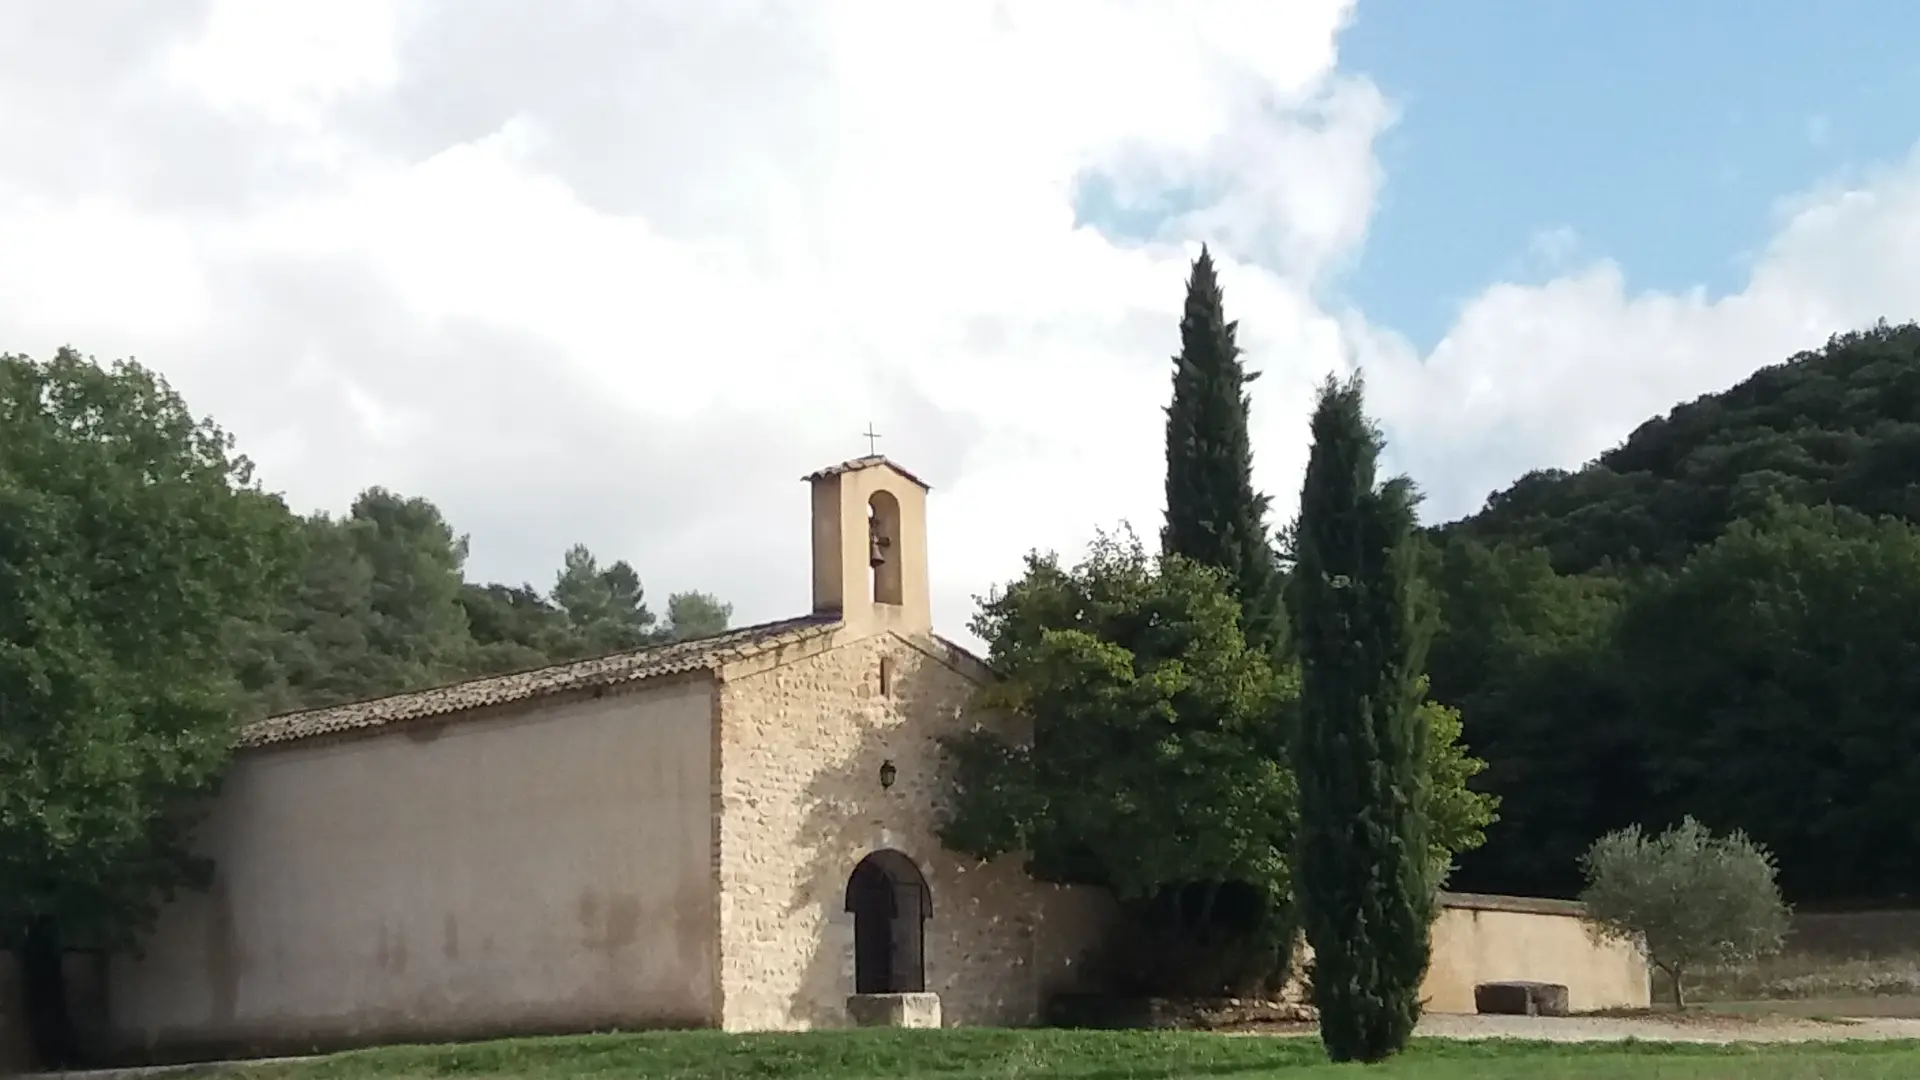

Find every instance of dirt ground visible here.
[1412,1010,1920,1043]
[1215,1008,1920,1044]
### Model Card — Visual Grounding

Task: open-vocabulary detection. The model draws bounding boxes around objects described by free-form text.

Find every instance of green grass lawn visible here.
[216,1029,1920,1080]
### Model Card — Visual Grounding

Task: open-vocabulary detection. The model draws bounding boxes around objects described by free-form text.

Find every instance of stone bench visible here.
[847,992,942,1029]
[1474,981,1570,1017]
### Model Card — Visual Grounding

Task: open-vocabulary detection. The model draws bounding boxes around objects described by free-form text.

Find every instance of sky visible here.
[1330,0,1920,351]
[3,1,1919,648]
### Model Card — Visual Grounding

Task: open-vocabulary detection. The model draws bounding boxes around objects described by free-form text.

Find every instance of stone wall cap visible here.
[1438,891,1590,919]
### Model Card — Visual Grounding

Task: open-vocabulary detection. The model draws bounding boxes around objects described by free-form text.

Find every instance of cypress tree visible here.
[1288,373,1434,1063]
[1162,245,1284,655]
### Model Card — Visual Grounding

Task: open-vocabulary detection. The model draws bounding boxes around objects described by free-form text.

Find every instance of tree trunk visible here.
[1670,968,1687,1012]
[21,915,79,1068]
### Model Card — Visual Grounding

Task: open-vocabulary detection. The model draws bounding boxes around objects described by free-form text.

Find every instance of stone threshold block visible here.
[847,992,943,1029]
[1474,980,1571,1017]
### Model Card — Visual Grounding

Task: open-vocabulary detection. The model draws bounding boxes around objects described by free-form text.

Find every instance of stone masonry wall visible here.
[715,630,1114,1030]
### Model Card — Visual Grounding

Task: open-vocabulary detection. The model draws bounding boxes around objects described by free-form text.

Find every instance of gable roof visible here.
[802,455,932,491]
[931,633,993,677]
[237,614,842,750]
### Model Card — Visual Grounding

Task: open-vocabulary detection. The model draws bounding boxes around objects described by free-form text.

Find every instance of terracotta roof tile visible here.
[801,455,932,491]
[237,614,841,749]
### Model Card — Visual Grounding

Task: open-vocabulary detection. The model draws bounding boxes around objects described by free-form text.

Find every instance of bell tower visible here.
[804,455,932,635]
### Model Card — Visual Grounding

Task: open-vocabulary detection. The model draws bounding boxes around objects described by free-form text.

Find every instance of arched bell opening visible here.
[867,490,903,606]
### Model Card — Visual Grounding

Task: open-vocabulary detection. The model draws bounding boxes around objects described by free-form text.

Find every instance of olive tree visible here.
[1579,816,1790,1009]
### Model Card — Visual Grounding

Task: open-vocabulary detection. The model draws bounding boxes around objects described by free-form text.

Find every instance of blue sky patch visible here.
[1078,0,1920,354]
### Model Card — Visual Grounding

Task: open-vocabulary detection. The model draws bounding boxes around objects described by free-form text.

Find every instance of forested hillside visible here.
[1452,320,1920,572]
[1430,320,1920,904]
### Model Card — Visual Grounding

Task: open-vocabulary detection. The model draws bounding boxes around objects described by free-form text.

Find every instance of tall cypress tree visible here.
[1162,245,1284,655]
[1288,373,1434,1063]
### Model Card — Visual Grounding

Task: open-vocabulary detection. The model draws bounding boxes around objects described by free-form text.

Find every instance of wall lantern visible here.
[879,759,898,790]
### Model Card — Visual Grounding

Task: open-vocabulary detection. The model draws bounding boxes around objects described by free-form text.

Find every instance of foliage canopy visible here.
[1434,322,1920,905]
[940,529,1297,993]
[0,349,299,949]
[941,523,1495,997]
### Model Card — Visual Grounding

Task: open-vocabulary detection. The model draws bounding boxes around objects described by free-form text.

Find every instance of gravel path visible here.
[1226,1011,1920,1044]
[1414,1012,1920,1043]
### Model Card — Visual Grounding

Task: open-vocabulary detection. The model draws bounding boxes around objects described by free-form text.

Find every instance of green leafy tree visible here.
[236,521,742,713]
[1618,502,1920,899]
[1408,321,1920,904]
[1417,535,1632,897]
[343,489,473,680]
[232,493,474,712]
[553,543,658,653]
[1580,817,1789,1009]
[1162,245,1284,656]
[1417,694,1497,883]
[0,349,299,1064]
[1288,373,1432,1063]
[1419,534,1623,706]
[663,590,732,641]
[939,529,1297,993]
[942,525,1494,997]
[228,514,379,715]
[456,582,578,675]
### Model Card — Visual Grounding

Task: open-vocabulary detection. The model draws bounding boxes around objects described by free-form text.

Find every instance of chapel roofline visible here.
[234,619,996,754]
[236,614,842,750]
[239,455,955,753]
[801,455,932,491]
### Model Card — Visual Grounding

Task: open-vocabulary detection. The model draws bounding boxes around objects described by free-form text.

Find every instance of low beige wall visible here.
[1423,892,1650,1013]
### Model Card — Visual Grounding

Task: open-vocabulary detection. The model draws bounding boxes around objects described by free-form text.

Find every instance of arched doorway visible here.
[843,849,931,994]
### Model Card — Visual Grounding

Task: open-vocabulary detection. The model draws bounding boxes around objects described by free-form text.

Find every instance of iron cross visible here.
[863,423,883,456]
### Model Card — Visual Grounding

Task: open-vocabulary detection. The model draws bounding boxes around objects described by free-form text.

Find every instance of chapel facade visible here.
[91,456,1114,1061]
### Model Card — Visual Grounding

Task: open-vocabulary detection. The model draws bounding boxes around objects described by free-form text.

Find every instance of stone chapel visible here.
[91,456,1115,1061]
[7,454,1653,1068]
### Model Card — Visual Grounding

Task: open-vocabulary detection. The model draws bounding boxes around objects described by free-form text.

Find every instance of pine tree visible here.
[1162,245,1284,655]
[1288,373,1434,1063]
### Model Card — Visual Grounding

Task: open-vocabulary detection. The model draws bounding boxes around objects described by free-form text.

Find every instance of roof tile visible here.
[801,455,932,491]
[237,614,841,749]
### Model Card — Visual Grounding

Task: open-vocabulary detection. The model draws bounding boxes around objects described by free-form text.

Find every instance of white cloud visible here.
[160,0,401,126]
[1526,225,1581,270]
[3,1,1919,651]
